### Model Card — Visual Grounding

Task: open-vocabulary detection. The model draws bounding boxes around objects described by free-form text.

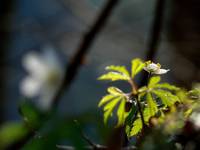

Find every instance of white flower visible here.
[143,62,169,74]
[190,112,200,129]
[20,48,64,110]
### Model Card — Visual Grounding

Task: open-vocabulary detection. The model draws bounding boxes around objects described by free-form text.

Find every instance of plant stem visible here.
[128,79,146,129]
[128,79,138,95]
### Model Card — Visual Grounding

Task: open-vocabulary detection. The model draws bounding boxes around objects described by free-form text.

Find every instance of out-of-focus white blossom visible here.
[143,62,169,74]
[190,112,200,129]
[20,48,64,110]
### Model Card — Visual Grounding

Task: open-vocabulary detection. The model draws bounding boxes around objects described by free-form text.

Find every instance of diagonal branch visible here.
[145,0,166,61]
[73,120,97,148]
[139,0,166,87]
[56,145,136,150]
[7,0,120,149]
[52,0,120,107]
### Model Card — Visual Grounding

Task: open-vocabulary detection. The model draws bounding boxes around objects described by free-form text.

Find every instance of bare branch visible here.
[73,120,97,148]
[56,145,136,150]
[8,0,120,149]
[52,0,120,108]
[139,0,166,87]
[145,0,166,61]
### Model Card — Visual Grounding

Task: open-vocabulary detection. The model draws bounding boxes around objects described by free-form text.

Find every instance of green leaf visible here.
[98,72,130,81]
[138,92,147,101]
[153,90,179,107]
[0,122,28,149]
[176,89,187,103]
[106,65,130,77]
[125,104,137,125]
[144,93,158,122]
[98,94,115,107]
[148,76,161,88]
[130,118,142,136]
[107,87,123,96]
[154,83,180,91]
[103,97,121,124]
[184,108,193,118]
[19,101,43,129]
[187,89,200,100]
[99,87,129,125]
[125,104,138,136]
[131,58,144,78]
[138,86,148,93]
[116,98,128,126]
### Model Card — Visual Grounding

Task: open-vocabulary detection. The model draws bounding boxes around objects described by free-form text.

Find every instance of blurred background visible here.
[0,0,200,139]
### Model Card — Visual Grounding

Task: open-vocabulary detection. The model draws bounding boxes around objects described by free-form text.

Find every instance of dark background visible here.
[0,0,199,125]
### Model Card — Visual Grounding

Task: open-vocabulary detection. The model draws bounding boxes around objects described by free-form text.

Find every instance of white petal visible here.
[22,51,49,80]
[43,47,63,69]
[154,69,170,74]
[190,113,200,128]
[143,66,149,72]
[20,77,41,97]
[144,63,160,72]
[37,86,57,111]
[148,63,159,71]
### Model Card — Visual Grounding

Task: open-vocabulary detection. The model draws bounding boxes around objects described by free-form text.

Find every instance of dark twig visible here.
[56,121,137,150]
[145,0,166,61]
[73,120,97,149]
[52,0,119,107]
[139,0,166,87]
[56,145,136,150]
[135,0,166,145]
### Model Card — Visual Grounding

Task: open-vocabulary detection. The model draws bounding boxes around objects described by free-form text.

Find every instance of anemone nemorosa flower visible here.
[143,62,169,75]
[20,48,64,110]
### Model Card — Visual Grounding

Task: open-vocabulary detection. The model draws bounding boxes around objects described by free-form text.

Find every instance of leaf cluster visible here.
[98,58,181,137]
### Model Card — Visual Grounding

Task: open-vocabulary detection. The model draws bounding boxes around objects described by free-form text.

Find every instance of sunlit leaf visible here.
[148,76,161,88]
[99,87,129,125]
[138,86,148,93]
[131,58,144,78]
[116,98,129,126]
[154,83,180,91]
[106,65,130,77]
[98,94,115,107]
[107,87,123,96]
[98,72,130,81]
[103,97,121,124]
[153,90,179,107]
[144,93,158,122]
[130,118,142,136]
[184,108,193,118]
